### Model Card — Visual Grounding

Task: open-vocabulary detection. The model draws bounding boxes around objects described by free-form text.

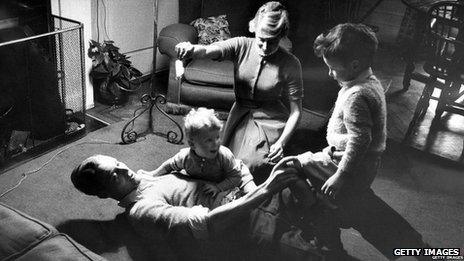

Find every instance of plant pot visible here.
[92,78,129,106]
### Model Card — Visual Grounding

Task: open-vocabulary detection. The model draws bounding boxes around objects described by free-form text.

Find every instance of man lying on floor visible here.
[70,154,308,260]
[71,153,431,261]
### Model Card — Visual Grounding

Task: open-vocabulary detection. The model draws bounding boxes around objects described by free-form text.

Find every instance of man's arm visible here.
[206,167,299,235]
[130,166,297,239]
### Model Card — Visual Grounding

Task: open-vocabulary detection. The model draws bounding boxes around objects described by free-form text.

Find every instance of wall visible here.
[93,0,178,75]
[50,0,179,108]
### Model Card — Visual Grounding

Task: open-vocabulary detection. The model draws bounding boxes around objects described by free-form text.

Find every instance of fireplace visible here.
[0,15,86,169]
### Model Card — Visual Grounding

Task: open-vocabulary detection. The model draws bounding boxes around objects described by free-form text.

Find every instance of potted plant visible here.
[87,40,143,105]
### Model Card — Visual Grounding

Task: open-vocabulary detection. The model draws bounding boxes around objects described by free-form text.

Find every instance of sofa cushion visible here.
[0,203,55,260]
[16,234,105,261]
[190,15,231,45]
[179,0,255,37]
[0,203,104,261]
[180,82,235,110]
[184,59,234,87]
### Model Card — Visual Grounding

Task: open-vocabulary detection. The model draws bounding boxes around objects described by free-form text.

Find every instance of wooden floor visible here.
[88,48,464,164]
[375,48,464,162]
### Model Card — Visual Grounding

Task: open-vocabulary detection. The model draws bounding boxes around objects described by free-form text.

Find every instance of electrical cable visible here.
[0,106,13,120]
[0,140,117,199]
[101,0,110,41]
[96,0,100,42]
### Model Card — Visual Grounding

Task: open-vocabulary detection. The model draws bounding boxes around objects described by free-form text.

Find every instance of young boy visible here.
[294,23,428,260]
[145,107,254,196]
[308,23,386,197]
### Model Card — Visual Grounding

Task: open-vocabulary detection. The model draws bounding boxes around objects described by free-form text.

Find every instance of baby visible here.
[146,107,252,196]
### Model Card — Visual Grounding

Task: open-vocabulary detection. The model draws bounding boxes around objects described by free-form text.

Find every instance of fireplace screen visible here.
[0,15,86,168]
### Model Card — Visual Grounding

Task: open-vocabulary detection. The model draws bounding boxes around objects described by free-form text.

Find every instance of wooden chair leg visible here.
[402,13,426,92]
[402,61,415,91]
[433,81,453,121]
[403,81,435,143]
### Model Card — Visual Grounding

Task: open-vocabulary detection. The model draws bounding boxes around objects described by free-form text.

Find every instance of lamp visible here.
[120,0,184,145]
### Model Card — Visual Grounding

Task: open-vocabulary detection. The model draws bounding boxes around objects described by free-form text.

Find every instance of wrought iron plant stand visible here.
[120,92,183,144]
[120,0,183,145]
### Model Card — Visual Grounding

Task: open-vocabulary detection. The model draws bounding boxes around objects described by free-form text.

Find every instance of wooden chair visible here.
[403,1,464,142]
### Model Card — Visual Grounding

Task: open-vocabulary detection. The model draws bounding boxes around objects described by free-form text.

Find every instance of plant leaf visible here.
[112,63,121,76]
[115,77,130,89]
[121,66,130,79]
[87,39,142,86]
[130,67,143,77]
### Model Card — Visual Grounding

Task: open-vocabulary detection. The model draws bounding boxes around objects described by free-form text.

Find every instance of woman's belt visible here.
[236,98,276,109]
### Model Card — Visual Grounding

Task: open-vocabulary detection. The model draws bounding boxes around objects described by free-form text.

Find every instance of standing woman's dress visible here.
[212,37,303,184]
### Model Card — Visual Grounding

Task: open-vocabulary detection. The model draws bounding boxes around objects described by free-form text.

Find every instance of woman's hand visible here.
[268,141,284,163]
[175,41,195,60]
[270,100,301,163]
[321,172,346,199]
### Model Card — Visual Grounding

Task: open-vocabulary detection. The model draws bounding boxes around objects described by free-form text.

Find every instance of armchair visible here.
[158,23,235,113]
[157,0,261,114]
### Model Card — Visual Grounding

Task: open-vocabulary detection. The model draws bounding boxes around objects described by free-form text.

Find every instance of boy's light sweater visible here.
[327,68,387,177]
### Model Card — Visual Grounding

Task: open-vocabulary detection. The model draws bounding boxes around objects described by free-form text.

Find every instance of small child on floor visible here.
[144,107,254,196]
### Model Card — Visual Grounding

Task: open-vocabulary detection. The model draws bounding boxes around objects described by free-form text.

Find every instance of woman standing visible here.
[176,1,303,184]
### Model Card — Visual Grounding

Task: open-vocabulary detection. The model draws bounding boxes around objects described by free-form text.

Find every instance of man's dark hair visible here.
[71,157,106,196]
[313,23,378,68]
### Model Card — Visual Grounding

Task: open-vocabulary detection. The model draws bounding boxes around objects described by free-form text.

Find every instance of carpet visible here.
[0,110,462,261]
[0,116,185,261]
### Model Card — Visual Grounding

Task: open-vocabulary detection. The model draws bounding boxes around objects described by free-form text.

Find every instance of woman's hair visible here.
[313,23,378,67]
[249,1,289,38]
[184,107,222,140]
[71,156,106,196]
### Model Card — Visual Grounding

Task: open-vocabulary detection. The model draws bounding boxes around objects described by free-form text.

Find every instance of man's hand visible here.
[321,172,346,199]
[175,41,195,60]
[203,183,220,197]
[268,141,284,163]
[279,156,302,169]
[264,167,299,194]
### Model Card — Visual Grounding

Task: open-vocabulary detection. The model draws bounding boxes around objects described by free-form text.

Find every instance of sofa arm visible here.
[158,23,198,58]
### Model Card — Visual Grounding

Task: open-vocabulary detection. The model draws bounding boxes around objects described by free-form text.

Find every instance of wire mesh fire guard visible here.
[0,15,86,169]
